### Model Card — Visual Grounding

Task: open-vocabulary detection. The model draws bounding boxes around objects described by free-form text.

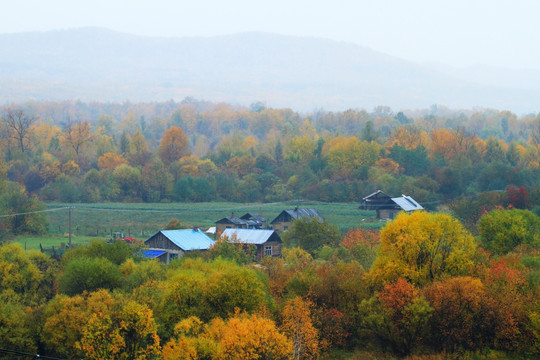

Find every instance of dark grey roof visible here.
[362,190,391,201]
[216,216,249,225]
[286,208,323,221]
[271,208,324,224]
[240,213,267,223]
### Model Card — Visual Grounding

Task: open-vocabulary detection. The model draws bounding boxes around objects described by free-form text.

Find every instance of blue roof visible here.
[147,229,215,251]
[142,250,167,258]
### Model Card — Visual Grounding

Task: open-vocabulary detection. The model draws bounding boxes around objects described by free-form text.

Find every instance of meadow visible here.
[37,201,377,241]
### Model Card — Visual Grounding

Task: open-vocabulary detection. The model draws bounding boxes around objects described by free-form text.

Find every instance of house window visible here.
[265,246,272,256]
[284,226,288,230]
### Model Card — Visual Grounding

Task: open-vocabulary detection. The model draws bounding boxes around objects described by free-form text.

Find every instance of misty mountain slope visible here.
[0,28,537,112]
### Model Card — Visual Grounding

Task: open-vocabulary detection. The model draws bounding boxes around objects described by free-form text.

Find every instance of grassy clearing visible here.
[9,235,96,251]
[44,201,380,238]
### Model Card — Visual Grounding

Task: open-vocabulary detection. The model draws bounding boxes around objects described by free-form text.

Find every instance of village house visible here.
[143,228,215,264]
[215,213,266,235]
[270,207,324,233]
[221,228,282,259]
[359,190,424,220]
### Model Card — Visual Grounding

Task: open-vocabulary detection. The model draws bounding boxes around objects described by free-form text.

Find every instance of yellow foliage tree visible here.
[98,152,128,170]
[323,136,381,180]
[163,313,292,360]
[43,290,160,360]
[370,212,476,287]
[159,126,189,166]
[285,136,317,164]
[386,126,429,150]
[281,297,320,360]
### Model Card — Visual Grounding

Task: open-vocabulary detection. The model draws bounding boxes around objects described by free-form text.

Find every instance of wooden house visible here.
[221,228,282,259]
[270,208,324,233]
[215,213,266,235]
[144,228,215,263]
[359,190,423,220]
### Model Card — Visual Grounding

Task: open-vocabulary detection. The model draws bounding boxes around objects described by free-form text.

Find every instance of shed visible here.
[144,228,215,263]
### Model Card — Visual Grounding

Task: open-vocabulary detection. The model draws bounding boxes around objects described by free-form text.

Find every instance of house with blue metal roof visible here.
[144,228,215,263]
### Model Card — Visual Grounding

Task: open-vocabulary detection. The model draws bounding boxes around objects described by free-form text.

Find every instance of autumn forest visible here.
[0,99,539,359]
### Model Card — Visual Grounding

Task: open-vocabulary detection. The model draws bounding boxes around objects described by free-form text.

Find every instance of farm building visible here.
[359,190,424,220]
[144,228,215,263]
[215,213,266,235]
[270,208,324,232]
[221,228,282,258]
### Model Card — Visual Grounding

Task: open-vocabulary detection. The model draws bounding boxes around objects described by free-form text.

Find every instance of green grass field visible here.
[44,201,379,237]
[11,235,96,251]
[8,201,380,250]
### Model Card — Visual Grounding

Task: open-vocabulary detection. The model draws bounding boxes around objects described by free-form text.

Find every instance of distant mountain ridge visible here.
[0,27,538,113]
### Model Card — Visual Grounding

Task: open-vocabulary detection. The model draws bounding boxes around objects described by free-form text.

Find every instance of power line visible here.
[0,348,64,360]
[46,201,296,214]
[0,207,71,219]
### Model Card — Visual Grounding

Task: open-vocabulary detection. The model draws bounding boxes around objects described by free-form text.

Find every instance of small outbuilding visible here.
[221,228,282,259]
[270,207,324,233]
[144,228,215,263]
[359,190,423,220]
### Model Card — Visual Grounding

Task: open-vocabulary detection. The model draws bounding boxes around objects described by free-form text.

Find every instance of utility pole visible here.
[68,207,72,248]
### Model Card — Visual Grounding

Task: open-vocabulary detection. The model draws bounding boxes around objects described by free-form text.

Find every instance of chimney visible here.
[193,227,199,232]
[231,212,235,218]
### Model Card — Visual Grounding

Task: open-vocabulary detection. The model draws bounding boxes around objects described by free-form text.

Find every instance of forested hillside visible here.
[2,101,539,205]
[0,99,539,358]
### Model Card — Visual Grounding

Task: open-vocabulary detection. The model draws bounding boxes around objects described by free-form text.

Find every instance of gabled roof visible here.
[221,229,281,245]
[216,216,248,225]
[271,208,324,224]
[216,214,264,227]
[146,229,215,251]
[240,213,267,223]
[391,195,424,212]
[362,190,392,201]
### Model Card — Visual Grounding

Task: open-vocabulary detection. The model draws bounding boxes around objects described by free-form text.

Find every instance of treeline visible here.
[0,100,539,234]
[0,208,538,359]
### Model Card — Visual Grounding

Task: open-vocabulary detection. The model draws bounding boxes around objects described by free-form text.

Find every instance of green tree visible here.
[359,278,432,355]
[0,291,37,353]
[478,209,539,254]
[113,164,142,199]
[58,257,122,296]
[0,182,47,235]
[158,258,266,337]
[0,243,54,305]
[282,217,341,256]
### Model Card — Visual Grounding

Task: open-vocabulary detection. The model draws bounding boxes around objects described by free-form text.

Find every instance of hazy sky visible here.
[3,0,539,70]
